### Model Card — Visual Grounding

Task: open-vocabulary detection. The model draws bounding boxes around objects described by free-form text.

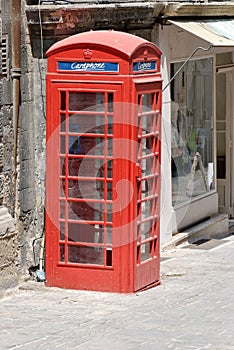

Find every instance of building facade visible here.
[0,0,233,290]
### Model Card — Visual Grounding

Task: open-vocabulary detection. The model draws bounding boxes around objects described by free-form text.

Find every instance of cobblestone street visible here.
[0,232,233,350]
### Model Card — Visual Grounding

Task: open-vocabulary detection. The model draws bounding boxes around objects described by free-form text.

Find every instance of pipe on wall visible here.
[11,0,21,217]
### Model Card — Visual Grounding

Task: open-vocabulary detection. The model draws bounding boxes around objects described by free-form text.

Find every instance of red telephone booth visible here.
[46,30,162,293]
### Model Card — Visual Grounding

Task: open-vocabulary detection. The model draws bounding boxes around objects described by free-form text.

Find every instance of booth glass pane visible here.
[91,226,112,245]
[106,249,112,267]
[60,222,65,241]
[68,202,105,222]
[69,92,104,112]
[68,136,80,155]
[69,114,105,135]
[68,223,97,243]
[141,200,153,220]
[107,204,112,222]
[68,158,105,177]
[68,136,105,155]
[108,138,112,156]
[60,244,65,262]
[60,136,66,154]
[60,91,66,111]
[141,158,154,177]
[60,201,65,219]
[141,179,151,198]
[108,93,113,112]
[107,160,113,178]
[108,117,113,134]
[68,180,105,199]
[140,242,151,262]
[141,137,154,156]
[107,182,112,200]
[60,114,66,132]
[141,220,153,240]
[142,115,154,134]
[68,245,104,265]
[142,93,153,110]
[107,227,112,244]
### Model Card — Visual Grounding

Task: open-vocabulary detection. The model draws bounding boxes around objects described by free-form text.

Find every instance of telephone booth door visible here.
[134,83,161,291]
[46,82,124,292]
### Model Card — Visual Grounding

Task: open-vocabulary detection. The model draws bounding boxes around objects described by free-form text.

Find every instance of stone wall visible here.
[0,0,18,290]
[0,0,45,291]
[0,207,17,292]
[16,3,46,280]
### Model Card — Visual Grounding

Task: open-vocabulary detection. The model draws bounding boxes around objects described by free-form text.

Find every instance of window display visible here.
[170,58,214,206]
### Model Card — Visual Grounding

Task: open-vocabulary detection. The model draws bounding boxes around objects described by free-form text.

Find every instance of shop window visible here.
[170,58,214,206]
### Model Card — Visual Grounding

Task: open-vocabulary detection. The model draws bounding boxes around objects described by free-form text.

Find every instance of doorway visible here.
[216,68,234,217]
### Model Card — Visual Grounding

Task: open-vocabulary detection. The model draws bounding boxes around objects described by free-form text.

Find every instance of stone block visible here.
[18,103,34,132]
[19,159,35,191]
[19,188,36,214]
[21,73,33,102]
[0,79,13,105]
[21,44,30,74]
[0,228,18,289]
[0,206,15,237]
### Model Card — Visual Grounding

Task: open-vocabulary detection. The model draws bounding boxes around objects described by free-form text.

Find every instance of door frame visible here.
[216,66,234,217]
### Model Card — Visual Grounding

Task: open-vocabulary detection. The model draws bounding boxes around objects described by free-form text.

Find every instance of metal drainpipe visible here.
[11,0,21,217]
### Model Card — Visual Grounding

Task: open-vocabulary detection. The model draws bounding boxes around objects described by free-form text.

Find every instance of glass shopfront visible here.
[170,57,214,206]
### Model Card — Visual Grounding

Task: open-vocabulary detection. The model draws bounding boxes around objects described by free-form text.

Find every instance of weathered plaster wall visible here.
[16,4,46,280]
[0,0,18,290]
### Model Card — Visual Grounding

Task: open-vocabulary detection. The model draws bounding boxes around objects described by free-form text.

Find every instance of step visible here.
[162,213,229,251]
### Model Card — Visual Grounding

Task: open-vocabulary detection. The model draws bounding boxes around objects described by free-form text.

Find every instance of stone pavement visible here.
[0,232,233,350]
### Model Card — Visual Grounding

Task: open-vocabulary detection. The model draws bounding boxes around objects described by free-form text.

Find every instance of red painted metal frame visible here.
[46,30,162,293]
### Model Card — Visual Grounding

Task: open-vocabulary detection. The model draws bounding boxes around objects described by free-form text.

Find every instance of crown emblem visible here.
[143,49,148,60]
[83,49,93,59]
